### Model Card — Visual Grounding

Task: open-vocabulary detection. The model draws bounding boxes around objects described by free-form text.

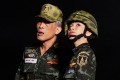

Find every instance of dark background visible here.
[0,0,120,80]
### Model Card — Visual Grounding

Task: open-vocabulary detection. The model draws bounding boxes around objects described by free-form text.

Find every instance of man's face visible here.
[67,22,85,40]
[36,22,58,41]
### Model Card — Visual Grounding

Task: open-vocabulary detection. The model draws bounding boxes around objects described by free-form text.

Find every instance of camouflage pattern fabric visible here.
[64,43,96,80]
[64,10,98,37]
[35,3,63,22]
[15,44,60,80]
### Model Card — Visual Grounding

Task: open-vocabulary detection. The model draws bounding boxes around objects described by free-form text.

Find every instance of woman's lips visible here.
[68,32,75,35]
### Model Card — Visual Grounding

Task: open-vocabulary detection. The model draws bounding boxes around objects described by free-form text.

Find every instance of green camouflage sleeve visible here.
[75,51,96,80]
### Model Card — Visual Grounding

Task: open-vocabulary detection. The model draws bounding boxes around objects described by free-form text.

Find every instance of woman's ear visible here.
[85,30,92,37]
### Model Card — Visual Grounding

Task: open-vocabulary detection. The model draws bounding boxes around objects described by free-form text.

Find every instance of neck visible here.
[40,36,57,55]
[74,37,88,47]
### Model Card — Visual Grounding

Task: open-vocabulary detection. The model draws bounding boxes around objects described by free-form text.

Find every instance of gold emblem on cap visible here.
[42,5,52,13]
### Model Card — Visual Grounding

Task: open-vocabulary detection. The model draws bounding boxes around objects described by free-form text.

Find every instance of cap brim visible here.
[35,15,52,23]
[66,20,83,25]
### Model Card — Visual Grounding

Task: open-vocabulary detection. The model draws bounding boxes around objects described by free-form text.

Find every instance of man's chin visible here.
[37,37,45,41]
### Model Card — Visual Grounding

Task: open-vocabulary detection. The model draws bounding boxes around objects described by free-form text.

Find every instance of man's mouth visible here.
[37,32,44,36]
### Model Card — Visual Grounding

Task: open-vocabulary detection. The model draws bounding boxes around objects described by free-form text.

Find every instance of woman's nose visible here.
[69,26,74,31]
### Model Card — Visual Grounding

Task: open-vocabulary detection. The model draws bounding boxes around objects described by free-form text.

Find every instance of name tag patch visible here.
[25,58,37,63]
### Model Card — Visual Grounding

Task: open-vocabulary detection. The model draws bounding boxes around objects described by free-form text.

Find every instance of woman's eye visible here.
[69,24,73,28]
[69,25,72,27]
[76,23,81,26]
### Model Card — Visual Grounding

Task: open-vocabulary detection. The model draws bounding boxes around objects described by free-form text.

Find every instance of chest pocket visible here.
[37,53,59,76]
[23,47,38,73]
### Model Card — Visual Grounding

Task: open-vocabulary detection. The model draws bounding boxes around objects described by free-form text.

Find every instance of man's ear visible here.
[55,26,62,35]
[85,30,92,37]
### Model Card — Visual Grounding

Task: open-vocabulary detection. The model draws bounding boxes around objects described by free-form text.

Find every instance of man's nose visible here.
[37,22,44,29]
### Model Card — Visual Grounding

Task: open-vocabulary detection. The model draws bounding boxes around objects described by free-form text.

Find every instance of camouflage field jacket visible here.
[64,43,96,80]
[15,44,60,80]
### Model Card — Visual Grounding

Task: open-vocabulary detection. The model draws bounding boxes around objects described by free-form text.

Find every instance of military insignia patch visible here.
[68,67,75,73]
[24,48,37,63]
[70,62,76,67]
[25,58,37,63]
[28,53,35,57]
[77,51,89,66]
[47,60,58,64]
[42,5,52,13]
[25,49,36,58]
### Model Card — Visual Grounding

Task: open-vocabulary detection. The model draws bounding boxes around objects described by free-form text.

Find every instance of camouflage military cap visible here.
[35,3,63,22]
[65,10,98,37]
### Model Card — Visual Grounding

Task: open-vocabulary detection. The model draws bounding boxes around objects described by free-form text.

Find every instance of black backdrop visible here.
[0,0,120,80]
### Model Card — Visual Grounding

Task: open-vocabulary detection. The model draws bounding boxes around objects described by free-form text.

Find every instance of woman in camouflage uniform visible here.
[64,10,98,80]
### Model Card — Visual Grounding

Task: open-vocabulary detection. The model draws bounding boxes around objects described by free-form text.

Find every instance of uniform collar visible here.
[72,43,90,54]
[37,40,59,54]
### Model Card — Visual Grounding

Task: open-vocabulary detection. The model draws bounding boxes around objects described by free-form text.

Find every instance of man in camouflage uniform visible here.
[63,10,98,80]
[15,3,63,80]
